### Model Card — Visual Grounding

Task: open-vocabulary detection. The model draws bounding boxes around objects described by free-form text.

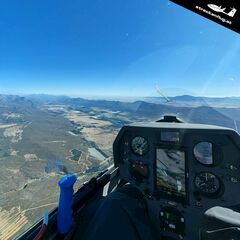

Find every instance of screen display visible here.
[161,131,180,142]
[156,149,186,198]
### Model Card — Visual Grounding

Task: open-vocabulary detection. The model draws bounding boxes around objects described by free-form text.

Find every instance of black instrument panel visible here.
[113,122,240,240]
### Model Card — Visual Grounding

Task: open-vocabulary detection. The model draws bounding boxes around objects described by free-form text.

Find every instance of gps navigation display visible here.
[156,149,186,199]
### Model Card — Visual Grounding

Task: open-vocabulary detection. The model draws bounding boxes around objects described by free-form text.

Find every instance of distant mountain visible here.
[171,95,205,101]
[134,101,235,126]
[26,95,145,113]
[26,94,240,107]
[25,94,240,128]
[26,94,70,104]
[0,93,233,131]
[172,95,240,103]
[145,95,240,107]
[0,95,35,112]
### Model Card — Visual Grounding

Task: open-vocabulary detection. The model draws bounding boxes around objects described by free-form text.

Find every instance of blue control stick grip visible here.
[57,174,77,235]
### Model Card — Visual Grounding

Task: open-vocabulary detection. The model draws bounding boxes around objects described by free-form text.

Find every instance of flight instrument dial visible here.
[194,172,221,197]
[131,136,149,156]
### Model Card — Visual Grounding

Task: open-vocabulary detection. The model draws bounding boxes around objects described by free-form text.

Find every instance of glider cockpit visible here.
[17,116,240,240]
[113,117,240,239]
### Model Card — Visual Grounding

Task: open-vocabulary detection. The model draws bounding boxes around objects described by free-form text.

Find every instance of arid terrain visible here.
[0,95,148,239]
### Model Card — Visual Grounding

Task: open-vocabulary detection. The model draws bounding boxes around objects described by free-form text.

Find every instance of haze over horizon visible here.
[1,92,240,101]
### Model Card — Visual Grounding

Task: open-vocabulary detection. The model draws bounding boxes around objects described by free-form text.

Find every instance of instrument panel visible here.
[113,121,240,240]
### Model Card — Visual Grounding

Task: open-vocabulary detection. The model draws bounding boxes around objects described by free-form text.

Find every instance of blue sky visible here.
[0,0,240,98]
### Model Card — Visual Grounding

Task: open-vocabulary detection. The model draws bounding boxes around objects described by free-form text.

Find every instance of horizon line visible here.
[0,92,240,100]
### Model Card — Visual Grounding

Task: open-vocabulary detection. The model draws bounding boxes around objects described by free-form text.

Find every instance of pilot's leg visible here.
[81,184,158,240]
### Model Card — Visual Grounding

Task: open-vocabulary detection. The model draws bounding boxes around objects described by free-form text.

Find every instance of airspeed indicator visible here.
[131,136,149,156]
